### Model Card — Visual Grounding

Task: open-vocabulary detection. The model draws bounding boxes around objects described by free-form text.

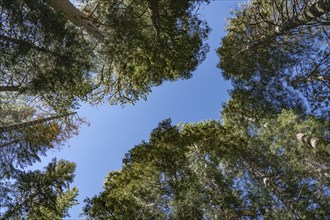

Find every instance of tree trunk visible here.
[237,0,330,54]
[0,112,76,133]
[296,133,318,148]
[0,86,21,92]
[275,0,330,34]
[46,0,104,41]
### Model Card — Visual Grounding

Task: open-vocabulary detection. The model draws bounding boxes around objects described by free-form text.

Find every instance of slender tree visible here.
[0,112,76,133]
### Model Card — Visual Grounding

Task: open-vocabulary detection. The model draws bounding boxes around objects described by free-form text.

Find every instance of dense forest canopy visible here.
[0,0,329,219]
[1,159,78,220]
[85,0,330,219]
[0,0,211,217]
[1,0,210,107]
[83,115,329,219]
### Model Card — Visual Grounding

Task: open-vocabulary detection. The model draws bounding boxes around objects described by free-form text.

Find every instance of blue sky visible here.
[34,1,242,218]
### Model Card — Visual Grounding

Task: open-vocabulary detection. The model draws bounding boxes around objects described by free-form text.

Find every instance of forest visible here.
[0,0,329,219]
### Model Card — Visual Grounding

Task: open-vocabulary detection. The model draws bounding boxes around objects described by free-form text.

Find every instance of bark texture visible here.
[276,0,330,34]
[46,0,104,40]
[296,133,318,148]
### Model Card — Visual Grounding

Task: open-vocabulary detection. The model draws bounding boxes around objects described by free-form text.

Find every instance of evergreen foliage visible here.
[1,0,210,106]
[83,115,329,219]
[0,159,78,220]
[1,0,329,218]
[0,95,80,218]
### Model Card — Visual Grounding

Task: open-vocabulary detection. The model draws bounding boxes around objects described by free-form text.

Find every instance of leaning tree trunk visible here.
[0,112,76,133]
[275,0,330,34]
[46,0,104,40]
[237,0,330,54]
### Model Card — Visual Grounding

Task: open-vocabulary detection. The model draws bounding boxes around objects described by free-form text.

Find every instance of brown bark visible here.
[46,0,104,41]
[0,112,76,133]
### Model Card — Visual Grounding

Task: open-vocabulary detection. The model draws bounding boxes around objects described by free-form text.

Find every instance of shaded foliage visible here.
[1,0,210,108]
[0,0,94,110]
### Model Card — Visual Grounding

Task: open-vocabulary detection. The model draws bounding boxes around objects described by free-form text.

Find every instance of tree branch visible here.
[0,86,21,92]
[0,112,76,133]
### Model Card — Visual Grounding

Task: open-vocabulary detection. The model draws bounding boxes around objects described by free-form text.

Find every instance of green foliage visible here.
[0,95,81,220]
[0,97,81,178]
[84,114,330,219]
[83,119,242,219]
[1,0,210,108]
[87,0,210,104]
[0,159,78,220]
[0,0,94,111]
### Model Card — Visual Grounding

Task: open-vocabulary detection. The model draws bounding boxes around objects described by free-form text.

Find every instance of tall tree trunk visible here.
[46,0,104,40]
[0,112,76,133]
[238,0,330,54]
[275,0,330,34]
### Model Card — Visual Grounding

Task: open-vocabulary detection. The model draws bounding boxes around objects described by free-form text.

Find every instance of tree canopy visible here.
[0,95,81,219]
[0,0,211,216]
[1,0,210,107]
[83,114,330,219]
[1,0,329,218]
[0,94,81,177]
[218,0,330,119]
